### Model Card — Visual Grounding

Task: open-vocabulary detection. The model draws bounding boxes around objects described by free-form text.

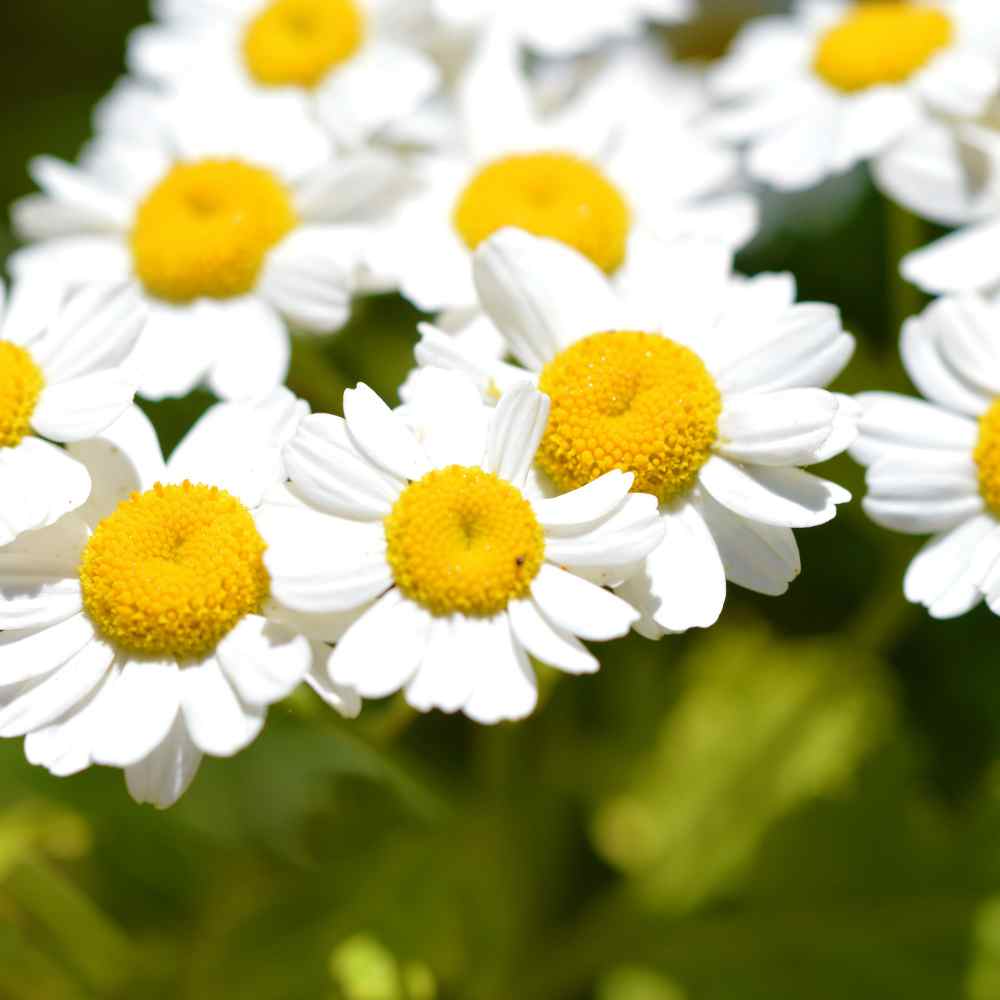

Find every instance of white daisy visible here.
[429,0,694,57]
[261,376,665,723]
[709,0,1000,191]
[11,91,402,401]
[0,390,360,809]
[411,228,858,636]
[129,0,439,149]
[0,279,144,546]
[375,23,758,313]
[850,294,1000,618]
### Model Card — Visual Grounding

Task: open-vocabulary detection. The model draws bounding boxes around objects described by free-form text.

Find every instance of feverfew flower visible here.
[412,228,857,636]
[262,378,665,722]
[377,24,758,313]
[0,392,359,809]
[129,0,439,149]
[0,280,144,545]
[851,295,1000,617]
[709,0,1000,191]
[11,93,401,401]
[429,0,694,57]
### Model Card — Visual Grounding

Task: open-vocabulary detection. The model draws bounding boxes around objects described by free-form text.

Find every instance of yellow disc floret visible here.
[131,159,297,304]
[385,466,545,617]
[0,342,44,449]
[537,331,721,502]
[243,0,365,88]
[975,399,1000,516]
[80,482,270,661]
[453,152,631,275]
[813,2,953,93]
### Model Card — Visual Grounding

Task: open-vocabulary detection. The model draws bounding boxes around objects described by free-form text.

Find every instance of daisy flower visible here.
[850,295,1000,617]
[261,377,665,722]
[429,0,694,57]
[11,92,401,401]
[129,0,439,149]
[376,23,758,313]
[0,391,360,809]
[0,279,144,546]
[412,228,857,636]
[709,0,1000,191]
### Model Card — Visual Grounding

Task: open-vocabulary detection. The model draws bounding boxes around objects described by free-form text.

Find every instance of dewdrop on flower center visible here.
[384,466,545,617]
[453,153,631,275]
[537,331,722,502]
[243,0,366,88]
[0,342,45,448]
[813,1,953,93]
[130,159,298,304]
[79,482,270,660]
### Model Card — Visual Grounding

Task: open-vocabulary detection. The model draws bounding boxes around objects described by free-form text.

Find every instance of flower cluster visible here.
[3,0,998,809]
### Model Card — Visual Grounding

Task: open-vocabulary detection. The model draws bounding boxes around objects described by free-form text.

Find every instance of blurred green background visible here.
[4,3,1000,999]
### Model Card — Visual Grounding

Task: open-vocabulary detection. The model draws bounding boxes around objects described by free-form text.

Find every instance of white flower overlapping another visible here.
[410,229,857,635]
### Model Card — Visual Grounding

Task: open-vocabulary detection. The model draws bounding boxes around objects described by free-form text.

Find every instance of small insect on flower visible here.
[0,391,359,809]
[409,228,858,636]
[851,295,1000,618]
[261,376,666,723]
[0,279,144,545]
[709,1,1000,193]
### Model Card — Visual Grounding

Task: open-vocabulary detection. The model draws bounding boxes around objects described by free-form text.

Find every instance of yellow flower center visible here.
[975,399,1000,516]
[453,152,631,275]
[131,159,298,304]
[813,2,953,93]
[537,331,721,502]
[80,482,270,661]
[243,0,365,88]
[384,466,545,617]
[0,342,45,449]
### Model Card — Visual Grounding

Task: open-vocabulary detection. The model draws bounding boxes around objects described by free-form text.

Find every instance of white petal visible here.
[404,615,480,714]
[303,644,362,719]
[215,616,312,707]
[905,514,1000,619]
[343,383,430,482]
[902,219,1000,296]
[0,637,114,738]
[473,229,625,370]
[19,156,130,235]
[693,489,800,597]
[31,283,146,382]
[0,437,92,546]
[284,413,404,519]
[32,371,137,443]
[180,658,265,758]
[0,612,95,685]
[293,154,403,222]
[485,385,549,488]
[508,597,598,675]
[24,663,120,777]
[530,563,637,641]
[850,391,977,468]
[124,713,202,809]
[327,589,432,698]
[716,388,853,466]
[91,659,182,768]
[462,615,537,725]
[0,547,83,632]
[640,499,727,631]
[532,470,634,535]
[205,298,290,401]
[698,455,851,528]
[257,227,354,333]
[863,454,983,534]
